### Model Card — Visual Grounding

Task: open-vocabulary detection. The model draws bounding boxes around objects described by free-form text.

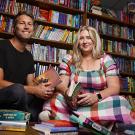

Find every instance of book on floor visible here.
[0,120,27,132]
[32,120,78,135]
[70,112,113,135]
[114,122,135,134]
[0,109,31,122]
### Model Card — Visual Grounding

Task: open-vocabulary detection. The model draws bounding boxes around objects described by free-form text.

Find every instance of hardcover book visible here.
[34,67,62,87]
[0,109,30,121]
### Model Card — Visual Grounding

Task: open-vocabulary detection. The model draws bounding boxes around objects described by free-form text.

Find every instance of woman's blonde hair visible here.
[72,26,102,71]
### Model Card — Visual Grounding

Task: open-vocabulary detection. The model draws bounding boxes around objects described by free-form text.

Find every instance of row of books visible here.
[31,43,68,63]
[36,0,85,11]
[102,39,135,57]
[88,5,135,24]
[0,15,78,44]
[33,25,77,44]
[0,15,13,33]
[88,18,134,40]
[120,77,135,92]
[0,0,40,18]
[47,10,82,28]
[34,63,59,78]
[114,57,135,74]
[0,1,82,28]
[0,0,85,20]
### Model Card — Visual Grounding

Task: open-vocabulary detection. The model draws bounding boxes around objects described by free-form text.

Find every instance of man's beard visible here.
[15,32,32,43]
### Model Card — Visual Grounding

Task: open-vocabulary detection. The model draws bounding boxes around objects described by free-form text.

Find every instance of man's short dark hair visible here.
[13,11,35,29]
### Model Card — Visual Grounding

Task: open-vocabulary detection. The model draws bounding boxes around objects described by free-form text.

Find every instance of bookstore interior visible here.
[0,0,135,134]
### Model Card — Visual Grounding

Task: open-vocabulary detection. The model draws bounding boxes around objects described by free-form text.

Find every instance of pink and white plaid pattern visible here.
[42,54,135,124]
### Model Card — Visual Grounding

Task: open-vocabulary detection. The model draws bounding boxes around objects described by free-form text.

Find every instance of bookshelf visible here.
[0,0,135,96]
[86,9,135,97]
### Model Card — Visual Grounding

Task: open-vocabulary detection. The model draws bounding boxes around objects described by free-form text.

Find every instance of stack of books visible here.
[32,120,78,135]
[0,109,31,131]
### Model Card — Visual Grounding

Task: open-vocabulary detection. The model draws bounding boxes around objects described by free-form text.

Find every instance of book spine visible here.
[0,111,30,121]
[0,125,26,132]
[70,113,112,135]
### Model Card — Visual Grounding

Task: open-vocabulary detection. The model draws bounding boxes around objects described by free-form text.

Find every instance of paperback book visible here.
[0,120,27,131]
[34,67,62,87]
[32,120,78,135]
[70,112,113,135]
[66,82,82,110]
[0,109,30,121]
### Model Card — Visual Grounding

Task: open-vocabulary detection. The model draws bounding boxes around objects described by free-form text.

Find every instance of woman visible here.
[40,26,134,124]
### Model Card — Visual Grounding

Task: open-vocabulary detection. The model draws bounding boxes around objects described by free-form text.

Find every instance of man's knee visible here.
[10,84,26,98]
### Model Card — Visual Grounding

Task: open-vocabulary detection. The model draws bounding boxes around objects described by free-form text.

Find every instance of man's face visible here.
[14,15,34,42]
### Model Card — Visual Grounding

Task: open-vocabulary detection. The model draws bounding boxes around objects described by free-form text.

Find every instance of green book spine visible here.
[70,112,112,135]
[0,109,30,121]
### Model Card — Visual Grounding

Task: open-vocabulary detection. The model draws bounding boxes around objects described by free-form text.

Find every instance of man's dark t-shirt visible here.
[0,39,35,85]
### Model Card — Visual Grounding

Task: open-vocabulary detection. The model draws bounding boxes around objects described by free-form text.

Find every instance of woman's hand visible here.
[77,92,98,106]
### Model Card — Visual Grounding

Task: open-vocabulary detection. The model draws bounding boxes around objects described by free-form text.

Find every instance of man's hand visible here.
[34,82,54,100]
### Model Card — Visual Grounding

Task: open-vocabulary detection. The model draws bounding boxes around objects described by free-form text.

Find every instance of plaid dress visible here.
[43,54,135,124]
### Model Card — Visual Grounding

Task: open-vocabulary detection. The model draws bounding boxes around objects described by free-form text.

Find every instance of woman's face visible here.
[79,30,94,54]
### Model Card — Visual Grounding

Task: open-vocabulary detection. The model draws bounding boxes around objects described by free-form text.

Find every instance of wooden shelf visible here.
[0,32,73,50]
[30,37,73,50]
[17,0,84,15]
[34,60,60,66]
[35,19,79,31]
[0,12,79,31]
[106,51,135,60]
[0,32,13,39]
[120,91,135,96]
[0,12,14,18]
[101,34,135,44]
[87,12,135,28]
[120,72,135,77]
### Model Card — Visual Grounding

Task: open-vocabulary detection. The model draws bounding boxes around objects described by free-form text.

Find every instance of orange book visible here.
[46,120,75,127]
[34,67,62,88]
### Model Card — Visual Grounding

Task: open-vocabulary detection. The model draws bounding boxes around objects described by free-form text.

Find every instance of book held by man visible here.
[34,67,62,87]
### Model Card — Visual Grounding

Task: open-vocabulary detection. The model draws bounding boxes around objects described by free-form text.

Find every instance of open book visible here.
[34,67,62,88]
[66,82,82,110]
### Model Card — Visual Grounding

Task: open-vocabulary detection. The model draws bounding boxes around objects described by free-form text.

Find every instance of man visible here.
[0,11,54,121]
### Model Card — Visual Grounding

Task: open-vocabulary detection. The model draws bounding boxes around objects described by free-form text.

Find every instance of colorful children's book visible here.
[34,67,62,87]
[0,109,30,121]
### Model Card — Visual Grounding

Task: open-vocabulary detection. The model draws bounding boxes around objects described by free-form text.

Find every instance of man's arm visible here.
[0,68,54,100]
[0,68,14,89]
